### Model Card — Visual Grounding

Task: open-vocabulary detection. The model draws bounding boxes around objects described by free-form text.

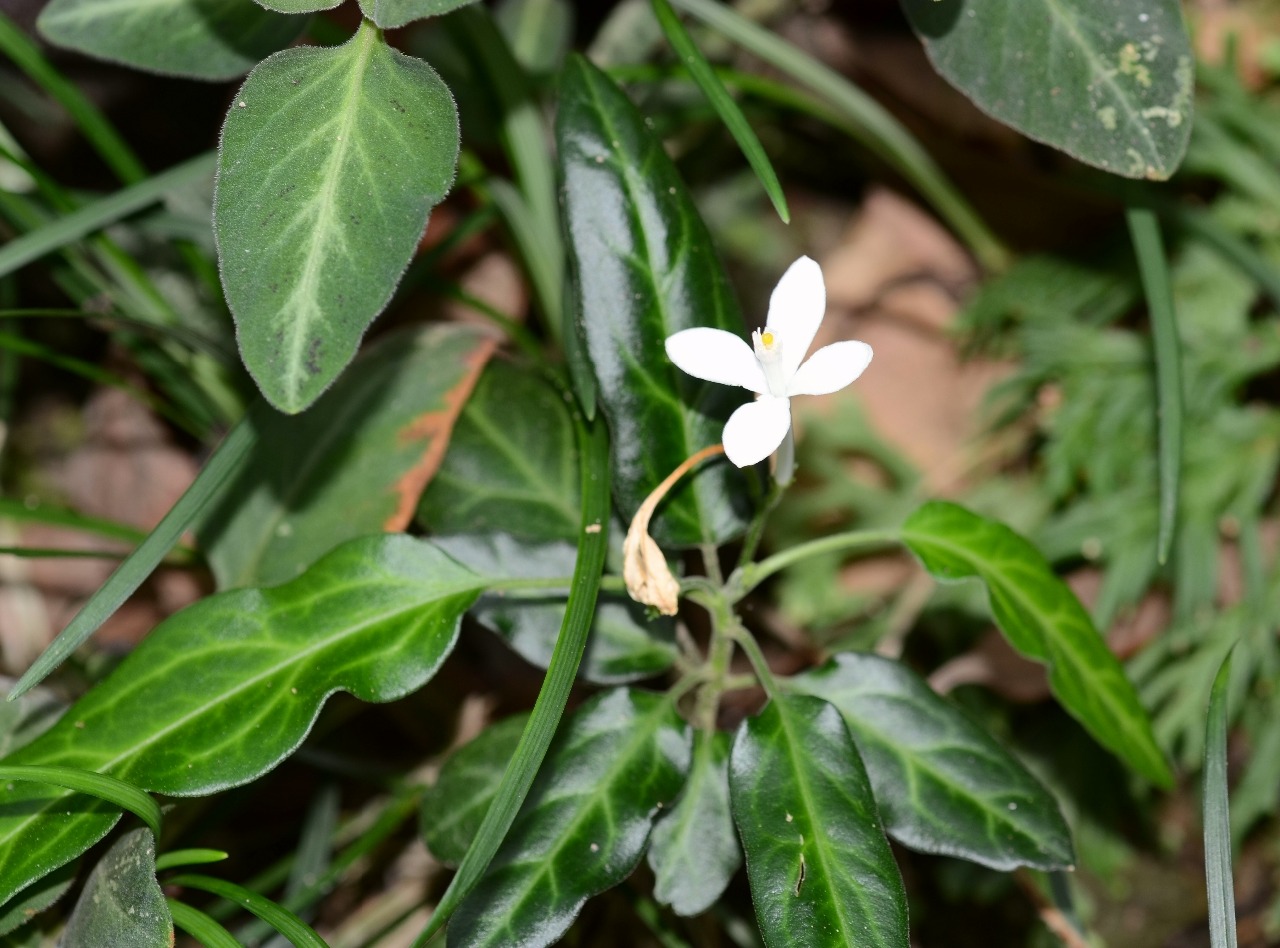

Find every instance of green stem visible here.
[726,623,779,698]
[689,591,736,734]
[728,528,900,601]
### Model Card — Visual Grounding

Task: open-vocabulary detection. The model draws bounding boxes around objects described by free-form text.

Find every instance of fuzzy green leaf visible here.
[788,653,1074,871]
[418,360,579,542]
[422,714,530,866]
[0,534,482,908]
[648,729,740,917]
[357,0,481,29]
[729,694,908,948]
[556,53,753,547]
[901,501,1172,787]
[37,0,305,81]
[201,324,495,588]
[62,829,171,948]
[900,0,1193,179]
[450,689,691,947]
[214,20,459,412]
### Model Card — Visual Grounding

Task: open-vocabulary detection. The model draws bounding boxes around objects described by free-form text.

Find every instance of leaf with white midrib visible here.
[214,20,459,412]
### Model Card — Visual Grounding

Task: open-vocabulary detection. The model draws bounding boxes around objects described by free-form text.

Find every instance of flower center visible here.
[752,328,789,397]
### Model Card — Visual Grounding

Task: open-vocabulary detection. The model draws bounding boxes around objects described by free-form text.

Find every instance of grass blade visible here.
[168,875,328,948]
[1205,649,1238,948]
[7,413,258,700]
[650,0,788,222]
[0,764,161,838]
[0,152,215,279]
[412,413,611,944]
[668,0,1007,270]
[155,850,230,872]
[168,900,244,948]
[1125,206,1183,565]
[0,10,145,184]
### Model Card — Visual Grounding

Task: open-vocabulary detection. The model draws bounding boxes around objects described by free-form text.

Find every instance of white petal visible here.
[665,328,767,393]
[787,341,873,397]
[722,396,792,467]
[764,255,826,381]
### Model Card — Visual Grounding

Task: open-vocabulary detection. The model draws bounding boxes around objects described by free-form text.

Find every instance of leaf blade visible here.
[901,501,1173,787]
[62,829,171,948]
[1205,649,1238,948]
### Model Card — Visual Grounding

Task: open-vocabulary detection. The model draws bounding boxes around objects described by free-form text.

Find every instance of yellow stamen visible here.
[760,331,774,348]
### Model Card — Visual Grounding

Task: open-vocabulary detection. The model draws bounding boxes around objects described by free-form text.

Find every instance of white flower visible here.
[664,256,873,467]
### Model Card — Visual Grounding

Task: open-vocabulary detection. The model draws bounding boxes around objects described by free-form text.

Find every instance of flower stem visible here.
[727,527,900,601]
[726,623,779,698]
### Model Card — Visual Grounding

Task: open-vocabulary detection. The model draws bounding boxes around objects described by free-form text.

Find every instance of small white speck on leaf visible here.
[238,100,247,108]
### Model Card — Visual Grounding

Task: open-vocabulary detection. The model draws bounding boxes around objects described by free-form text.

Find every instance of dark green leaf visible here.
[729,694,908,948]
[0,685,62,758]
[901,502,1172,787]
[0,535,482,907]
[422,714,530,866]
[37,0,305,81]
[358,0,481,29]
[202,324,495,588]
[450,689,691,947]
[649,0,788,222]
[418,360,579,542]
[648,729,740,916]
[900,0,1193,179]
[495,0,574,75]
[1205,650,1237,948]
[434,535,677,684]
[556,53,752,547]
[788,653,1074,871]
[62,829,170,948]
[214,21,459,412]
[413,418,612,944]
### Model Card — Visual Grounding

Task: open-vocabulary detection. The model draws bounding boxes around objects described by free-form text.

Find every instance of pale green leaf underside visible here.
[253,0,338,13]
[38,0,306,81]
[789,653,1074,872]
[358,0,481,29]
[214,20,460,412]
[62,829,171,948]
[0,535,481,908]
[901,0,1192,179]
[648,729,741,917]
[901,501,1172,787]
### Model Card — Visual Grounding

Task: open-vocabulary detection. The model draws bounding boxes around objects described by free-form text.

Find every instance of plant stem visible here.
[726,623,779,698]
[728,528,900,601]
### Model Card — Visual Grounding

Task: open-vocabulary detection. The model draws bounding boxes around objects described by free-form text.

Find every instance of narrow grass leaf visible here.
[8,414,257,700]
[412,417,612,944]
[0,153,215,279]
[155,850,230,872]
[1126,206,1183,565]
[0,765,161,838]
[168,875,328,948]
[168,900,244,948]
[650,0,788,222]
[1205,649,1238,948]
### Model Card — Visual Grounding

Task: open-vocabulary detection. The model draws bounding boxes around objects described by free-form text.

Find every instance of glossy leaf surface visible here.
[214,21,459,412]
[900,0,1193,179]
[0,535,482,907]
[418,360,579,542]
[450,689,690,947]
[38,0,305,81]
[62,829,170,948]
[729,694,908,948]
[358,0,481,29]
[421,714,530,866]
[557,53,752,547]
[901,501,1172,787]
[789,653,1074,871]
[202,324,495,588]
[648,729,740,916]
[434,534,677,684]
